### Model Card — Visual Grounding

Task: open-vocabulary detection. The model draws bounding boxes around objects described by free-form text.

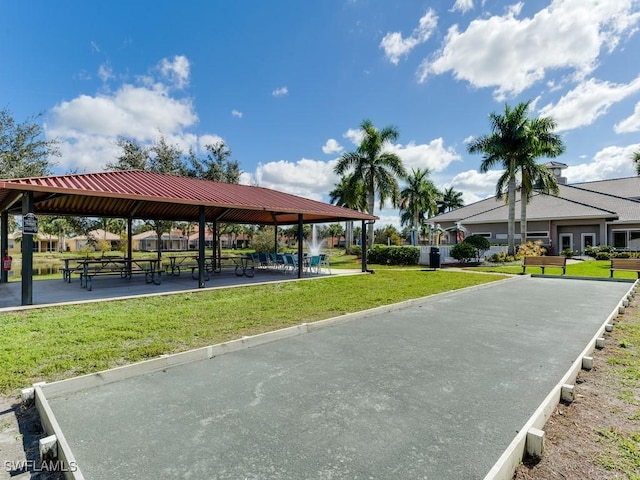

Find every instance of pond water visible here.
[6,263,60,279]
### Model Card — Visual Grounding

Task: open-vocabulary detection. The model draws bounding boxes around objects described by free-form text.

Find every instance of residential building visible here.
[429,165,640,254]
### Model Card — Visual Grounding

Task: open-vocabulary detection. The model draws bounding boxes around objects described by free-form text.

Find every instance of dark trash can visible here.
[429,247,440,269]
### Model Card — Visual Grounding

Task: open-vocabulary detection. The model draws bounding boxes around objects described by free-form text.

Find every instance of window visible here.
[612,230,640,250]
[613,231,626,248]
[472,232,491,238]
[527,231,549,238]
[496,233,508,240]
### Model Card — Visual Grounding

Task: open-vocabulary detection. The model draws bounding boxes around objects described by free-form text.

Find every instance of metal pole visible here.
[198,206,206,288]
[361,220,367,272]
[127,218,133,260]
[297,215,303,278]
[1,211,8,283]
[21,193,34,305]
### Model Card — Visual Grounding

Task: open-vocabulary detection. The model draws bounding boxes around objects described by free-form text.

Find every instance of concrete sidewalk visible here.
[40,276,632,480]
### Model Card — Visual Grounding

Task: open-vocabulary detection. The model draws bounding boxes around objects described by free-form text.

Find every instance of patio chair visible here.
[319,253,331,274]
[306,255,321,275]
[258,252,269,269]
[284,253,298,274]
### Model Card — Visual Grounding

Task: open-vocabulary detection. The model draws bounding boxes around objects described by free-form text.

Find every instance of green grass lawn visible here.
[0,269,508,393]
[464,259,639,280]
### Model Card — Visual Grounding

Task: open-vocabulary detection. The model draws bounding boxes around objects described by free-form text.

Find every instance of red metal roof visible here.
[0,170,376,225]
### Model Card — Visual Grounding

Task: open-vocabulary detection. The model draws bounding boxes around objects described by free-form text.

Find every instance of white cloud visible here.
[451,0,474,14]
[44,56,229,173]
[48,84,197,141]
[374,210,402,230]
[539,76,640,131]
[231,109,243,118]
[272,86,288,97]
[98,63,113,82]
[380,8,438,65]
[253,158,338,201]
[196,134,225,152]
[343,128,363,146]
[159,55,190,89]
[322,139,343,155]
[390,138,461,173]
[419,0,640,99]
[449,169,505,203]
[564,144,640,183]
[615,101,640,133]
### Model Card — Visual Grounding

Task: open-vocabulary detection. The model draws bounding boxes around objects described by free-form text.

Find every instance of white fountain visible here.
[306,224,327,256]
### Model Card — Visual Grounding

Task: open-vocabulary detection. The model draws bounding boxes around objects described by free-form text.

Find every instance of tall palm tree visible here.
[329,173,367,251]
[399,168,440,244]
[633,150,640,175]
[518,117,564,244]
[468,101,564,255]
[438,187,464,213]
[334,119,407,247]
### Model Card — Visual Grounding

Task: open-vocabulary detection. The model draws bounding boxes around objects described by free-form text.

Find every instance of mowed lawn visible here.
[464,259,639,279]
[0,269,508,393]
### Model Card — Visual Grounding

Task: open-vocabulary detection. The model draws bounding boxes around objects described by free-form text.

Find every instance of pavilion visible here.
[0,170,376,305]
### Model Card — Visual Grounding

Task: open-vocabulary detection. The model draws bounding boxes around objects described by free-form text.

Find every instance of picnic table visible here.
[213,255,255,278]
[60,257,91,282]
[166,255,213,281]
[79,257,161,291]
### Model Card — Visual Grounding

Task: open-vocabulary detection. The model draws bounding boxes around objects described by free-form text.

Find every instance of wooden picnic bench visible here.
[610,258,640,278]
[522,255,567,275]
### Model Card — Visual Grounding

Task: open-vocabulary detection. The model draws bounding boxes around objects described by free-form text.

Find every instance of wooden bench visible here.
[610,258,640,278]
[522,255,567,275]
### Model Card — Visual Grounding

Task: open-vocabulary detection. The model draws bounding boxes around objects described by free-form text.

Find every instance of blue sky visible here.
[2,0,640,228]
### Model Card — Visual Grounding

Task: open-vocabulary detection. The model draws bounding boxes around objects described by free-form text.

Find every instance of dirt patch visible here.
[514,291,640,480]
[0,394,64,480]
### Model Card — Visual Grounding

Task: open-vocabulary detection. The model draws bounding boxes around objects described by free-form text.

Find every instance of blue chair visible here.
[306,255,321,275]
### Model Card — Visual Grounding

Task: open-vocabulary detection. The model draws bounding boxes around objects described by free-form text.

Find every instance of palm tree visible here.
[468,101,564,255]
[399,168,440,244]
[517,116,564,245]
[633,150,640,175]
[330,173,367,251]
[438,187,464,214]
[334,119,407,247]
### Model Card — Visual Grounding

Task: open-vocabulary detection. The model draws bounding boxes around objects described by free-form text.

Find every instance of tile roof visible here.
[429,179,640,225]
[0,170,375,225]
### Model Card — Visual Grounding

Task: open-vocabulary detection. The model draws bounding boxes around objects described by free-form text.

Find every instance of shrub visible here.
[518,240,547,257]
[561,248,575,258]
[614,251,630,259]
[348,245,362,257]
[463,235,490,260]
[450,242,478,263]
[595,252,611,260]
[584,246,598,258]
[367,244,419,265]
[251,228,283,253]
[488,252,517,263]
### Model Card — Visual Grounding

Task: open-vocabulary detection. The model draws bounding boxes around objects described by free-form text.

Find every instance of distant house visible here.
[68,229,123,252]
[428,165,640,254]
[10,232,60,253]
[132,230,188,252]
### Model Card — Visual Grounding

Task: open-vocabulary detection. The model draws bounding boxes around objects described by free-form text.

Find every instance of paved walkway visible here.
[42,276,632,480]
